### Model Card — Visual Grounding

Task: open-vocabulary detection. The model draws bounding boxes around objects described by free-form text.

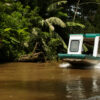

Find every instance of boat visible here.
[58,33,100,66]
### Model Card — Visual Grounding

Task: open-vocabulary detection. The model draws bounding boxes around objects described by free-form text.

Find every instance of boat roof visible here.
[69,33,100,38]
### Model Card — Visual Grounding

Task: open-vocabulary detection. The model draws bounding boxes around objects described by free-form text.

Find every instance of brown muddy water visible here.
[0,62,100,100]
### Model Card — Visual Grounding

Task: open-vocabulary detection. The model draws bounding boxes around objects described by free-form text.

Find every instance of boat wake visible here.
[94,63,100,69]
[59,61,100,69]
[59,63,71,68]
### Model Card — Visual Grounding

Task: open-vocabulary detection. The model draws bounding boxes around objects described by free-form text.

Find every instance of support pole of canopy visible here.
[93,36,99,57]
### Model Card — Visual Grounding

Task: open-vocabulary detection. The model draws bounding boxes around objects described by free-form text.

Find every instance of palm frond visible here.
[42,38,50,52]
[57,11,68,17]
[46,17,66,28]
[46,20,55,31]
[40,17,66,32]
[47,0,67,12]
[58,35,67,50]
[67,22,85,28]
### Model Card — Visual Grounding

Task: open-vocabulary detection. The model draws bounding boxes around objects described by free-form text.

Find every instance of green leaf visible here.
[10,37,20,43]
[57,11,68,17]
[42,38,50,52]
[4,28,12,32]
[62,40,67,50]
[17,28,28,34]
[67,22,85,28]
[24,42,29,47]
[2,40,10,44]
[96,0,100,3]
[83,44,88,52]
[47,0,67,12]
[59,36,67,50]
[32,27,41,36]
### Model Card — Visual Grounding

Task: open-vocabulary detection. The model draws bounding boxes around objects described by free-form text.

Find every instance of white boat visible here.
[58,33,100,66]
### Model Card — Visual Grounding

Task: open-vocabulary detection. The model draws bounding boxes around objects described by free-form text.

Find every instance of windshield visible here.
[70,40,80,52]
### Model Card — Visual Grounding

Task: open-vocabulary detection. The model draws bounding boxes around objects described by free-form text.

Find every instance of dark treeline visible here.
[0,0,100,62]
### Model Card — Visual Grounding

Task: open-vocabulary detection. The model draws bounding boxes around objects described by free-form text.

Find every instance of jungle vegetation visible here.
[0,0,100,62]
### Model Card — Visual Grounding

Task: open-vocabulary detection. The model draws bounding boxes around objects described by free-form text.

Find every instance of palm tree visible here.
[40,17,66,32]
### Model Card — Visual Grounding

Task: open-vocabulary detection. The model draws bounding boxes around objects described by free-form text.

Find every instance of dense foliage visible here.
[0,0,99,62]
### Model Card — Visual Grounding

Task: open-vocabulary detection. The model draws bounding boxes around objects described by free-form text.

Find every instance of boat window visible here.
[70,40,80,52]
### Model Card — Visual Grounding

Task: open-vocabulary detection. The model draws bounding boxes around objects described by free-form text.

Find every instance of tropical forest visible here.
[0,0,100,62]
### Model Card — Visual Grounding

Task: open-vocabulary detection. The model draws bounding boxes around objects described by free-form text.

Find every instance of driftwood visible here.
[18,42,46,62]
[18,52,45,62]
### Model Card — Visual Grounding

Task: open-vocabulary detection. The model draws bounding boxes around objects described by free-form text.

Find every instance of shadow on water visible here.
[68,61,95,69]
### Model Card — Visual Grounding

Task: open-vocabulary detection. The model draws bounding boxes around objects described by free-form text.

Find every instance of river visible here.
[0,62,100,100]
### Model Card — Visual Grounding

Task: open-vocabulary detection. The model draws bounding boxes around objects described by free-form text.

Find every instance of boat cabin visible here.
[58,34,100,60]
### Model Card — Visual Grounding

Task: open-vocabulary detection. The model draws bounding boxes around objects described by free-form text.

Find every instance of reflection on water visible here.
[94,63,100,69]
[0,62,100,100]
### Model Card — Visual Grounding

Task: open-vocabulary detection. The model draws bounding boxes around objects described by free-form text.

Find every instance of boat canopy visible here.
[58,33,100,60]
[69,33,100,38]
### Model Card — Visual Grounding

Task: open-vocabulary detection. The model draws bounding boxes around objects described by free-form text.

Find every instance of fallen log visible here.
[18,52,45,62]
